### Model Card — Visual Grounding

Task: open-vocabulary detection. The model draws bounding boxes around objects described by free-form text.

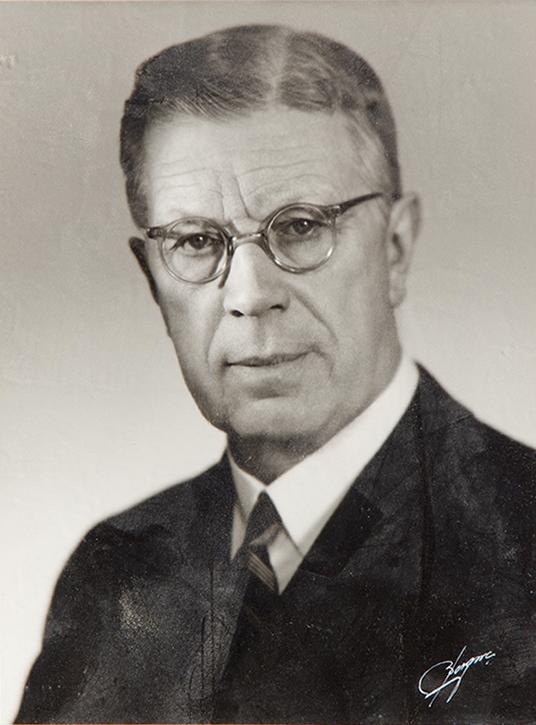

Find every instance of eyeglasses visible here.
[144,192,387,284]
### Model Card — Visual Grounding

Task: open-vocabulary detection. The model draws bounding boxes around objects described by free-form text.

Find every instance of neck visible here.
[228,435,315,484]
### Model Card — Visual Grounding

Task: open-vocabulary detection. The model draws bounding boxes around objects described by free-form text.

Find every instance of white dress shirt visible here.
[228,355,419,592]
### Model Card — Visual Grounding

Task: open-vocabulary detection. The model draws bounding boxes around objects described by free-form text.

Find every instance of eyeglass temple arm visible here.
[145,191,400,236]
[334,191,393,217]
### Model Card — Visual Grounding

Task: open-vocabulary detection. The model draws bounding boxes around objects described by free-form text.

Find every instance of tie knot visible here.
[243,492,281,549]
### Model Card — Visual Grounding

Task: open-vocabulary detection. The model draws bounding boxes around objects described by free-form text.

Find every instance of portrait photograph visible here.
[1,2,535,723]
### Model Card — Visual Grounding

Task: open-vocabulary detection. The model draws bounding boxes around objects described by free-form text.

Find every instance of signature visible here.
[418,645,496,707]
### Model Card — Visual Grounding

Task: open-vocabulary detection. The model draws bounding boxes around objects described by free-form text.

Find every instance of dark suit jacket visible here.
[16,369,536,724]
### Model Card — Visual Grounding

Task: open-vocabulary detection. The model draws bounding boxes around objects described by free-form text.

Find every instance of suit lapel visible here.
[295,396,425,581]
[277,398,428,719]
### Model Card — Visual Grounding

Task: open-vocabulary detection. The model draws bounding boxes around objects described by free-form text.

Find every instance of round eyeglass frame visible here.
[144,191,389,284]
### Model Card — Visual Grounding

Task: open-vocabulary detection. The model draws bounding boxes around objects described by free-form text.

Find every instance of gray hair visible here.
[120,24,400,227]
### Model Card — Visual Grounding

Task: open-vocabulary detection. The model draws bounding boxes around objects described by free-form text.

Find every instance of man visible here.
[16,24,536,724]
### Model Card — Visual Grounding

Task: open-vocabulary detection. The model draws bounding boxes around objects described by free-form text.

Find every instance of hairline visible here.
[120,25,401,228]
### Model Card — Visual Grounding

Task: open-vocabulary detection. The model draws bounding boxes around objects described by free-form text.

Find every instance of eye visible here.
[273,216,326,241]
[170,233,223,256]
[284,219,322,236]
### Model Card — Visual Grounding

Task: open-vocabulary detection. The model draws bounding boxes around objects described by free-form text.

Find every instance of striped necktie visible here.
[242,492,281,593]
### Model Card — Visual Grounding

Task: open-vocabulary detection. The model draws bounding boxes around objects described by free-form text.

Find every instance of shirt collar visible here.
[229,355,419,558]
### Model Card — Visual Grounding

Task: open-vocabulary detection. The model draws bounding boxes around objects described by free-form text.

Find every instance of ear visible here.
[385,193,421,308]
[129,237,159,304]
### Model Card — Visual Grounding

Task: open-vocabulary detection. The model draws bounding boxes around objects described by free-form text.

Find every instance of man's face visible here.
[140,109,415,452]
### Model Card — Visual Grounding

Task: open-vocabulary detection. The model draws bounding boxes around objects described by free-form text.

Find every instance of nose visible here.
[222,242,291,318]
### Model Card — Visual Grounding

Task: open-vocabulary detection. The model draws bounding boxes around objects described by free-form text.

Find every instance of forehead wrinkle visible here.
[242,173,343,209]
[154,179,223,203]
[155,180,223,194]
[152,183,224,224]
[242,141,319,158]
[154,165,218,180]
[237,159,327,179]
[150,160,224,201]
[237,147,333,176]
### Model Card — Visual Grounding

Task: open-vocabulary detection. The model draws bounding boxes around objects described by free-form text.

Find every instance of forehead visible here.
[142,109,377,223]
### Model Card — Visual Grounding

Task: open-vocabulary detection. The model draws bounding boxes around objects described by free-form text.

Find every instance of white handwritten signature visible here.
[418,645,496,707]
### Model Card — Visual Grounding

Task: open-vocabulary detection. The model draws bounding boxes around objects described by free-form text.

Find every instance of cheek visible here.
[323,246,393,361]
[159,292,228,426]
[155,282,220,374]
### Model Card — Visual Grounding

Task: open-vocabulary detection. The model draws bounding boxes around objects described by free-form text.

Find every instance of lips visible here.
[227,352,307,367]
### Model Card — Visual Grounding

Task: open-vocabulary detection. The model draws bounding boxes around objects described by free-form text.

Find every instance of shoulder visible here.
[60,457,233,586]
[416,364,536,481]
[415,366,536,576]
[104,455,231,535]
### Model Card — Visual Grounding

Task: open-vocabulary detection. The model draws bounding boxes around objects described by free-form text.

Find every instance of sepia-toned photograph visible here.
[1,2,535,723]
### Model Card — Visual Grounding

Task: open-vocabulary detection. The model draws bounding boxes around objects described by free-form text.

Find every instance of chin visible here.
[223,397,327,444]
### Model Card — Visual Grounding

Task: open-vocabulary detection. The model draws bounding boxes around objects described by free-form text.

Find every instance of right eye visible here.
[169,233,222,256]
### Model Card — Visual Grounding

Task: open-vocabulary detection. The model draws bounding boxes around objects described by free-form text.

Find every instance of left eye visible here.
[289,219,320,235]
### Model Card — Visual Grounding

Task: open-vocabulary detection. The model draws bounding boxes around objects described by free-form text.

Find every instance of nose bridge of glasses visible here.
[229,230,266,250]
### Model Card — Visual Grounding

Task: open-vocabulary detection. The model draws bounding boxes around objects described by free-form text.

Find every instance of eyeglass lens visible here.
[160,205,335,282]
[162,218,227,282]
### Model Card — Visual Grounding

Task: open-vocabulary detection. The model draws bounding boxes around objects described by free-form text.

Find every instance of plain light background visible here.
[1,1,535,721]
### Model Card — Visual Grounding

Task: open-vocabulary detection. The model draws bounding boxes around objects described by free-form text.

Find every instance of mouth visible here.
[227,352,307,368]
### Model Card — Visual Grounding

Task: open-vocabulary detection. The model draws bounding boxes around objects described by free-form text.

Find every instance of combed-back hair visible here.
[120,24,400,227]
